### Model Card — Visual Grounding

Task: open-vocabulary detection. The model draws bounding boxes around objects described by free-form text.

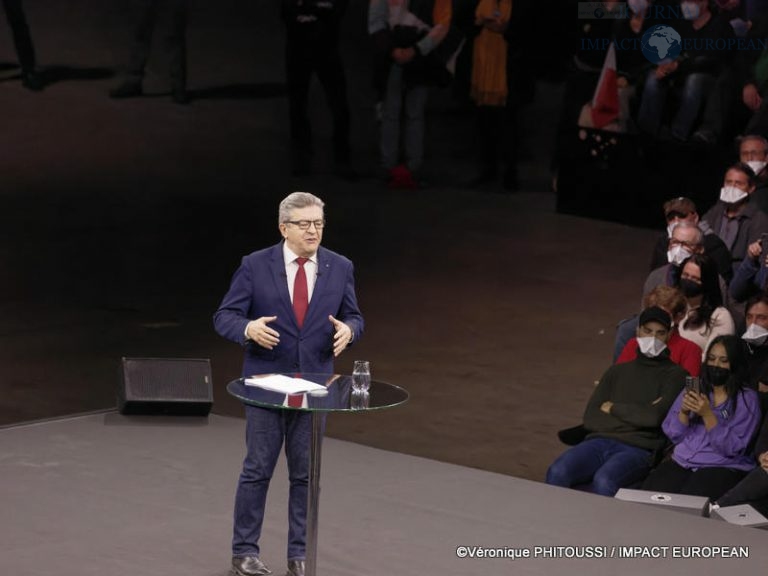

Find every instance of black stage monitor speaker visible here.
[118,357,213,416]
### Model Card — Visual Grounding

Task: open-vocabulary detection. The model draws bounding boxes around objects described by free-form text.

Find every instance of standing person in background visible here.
[2,0,42,90]
[369,0,453,188]
[281,0,354,178]
[109,0,189,104]
[466,0,519,191]
[214,192,364,576]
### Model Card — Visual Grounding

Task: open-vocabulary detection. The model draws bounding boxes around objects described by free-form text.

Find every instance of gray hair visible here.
[739,134,768,152]
[672,220,703,246]
[278,191,325,224]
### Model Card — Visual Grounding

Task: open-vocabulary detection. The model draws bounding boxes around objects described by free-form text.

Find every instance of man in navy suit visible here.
[214,191,364,576]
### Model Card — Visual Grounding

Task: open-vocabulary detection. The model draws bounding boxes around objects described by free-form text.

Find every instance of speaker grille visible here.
[123,358,212,401]
[119,358,213,415]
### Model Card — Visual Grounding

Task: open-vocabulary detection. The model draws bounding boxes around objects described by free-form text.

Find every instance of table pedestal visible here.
[226,376,408,576]
[305,412,323,576]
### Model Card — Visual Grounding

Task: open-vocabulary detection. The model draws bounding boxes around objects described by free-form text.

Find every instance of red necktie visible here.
[288,370,304,407]
[293,257,309,329]
[287,394,303,408]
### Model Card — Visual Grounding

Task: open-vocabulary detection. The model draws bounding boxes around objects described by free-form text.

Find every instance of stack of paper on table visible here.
[244,375,326,394]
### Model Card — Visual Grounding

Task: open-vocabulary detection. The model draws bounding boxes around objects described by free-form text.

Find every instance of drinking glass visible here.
[352,360,371,393]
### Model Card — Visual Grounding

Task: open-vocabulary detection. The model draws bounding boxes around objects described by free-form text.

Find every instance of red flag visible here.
[590,42,619,129]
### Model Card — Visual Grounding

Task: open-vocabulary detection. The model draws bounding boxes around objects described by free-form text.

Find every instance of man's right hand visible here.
[748,239,762,260]
[246,316,280,349]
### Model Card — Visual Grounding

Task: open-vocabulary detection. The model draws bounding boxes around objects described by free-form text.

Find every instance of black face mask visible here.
[703,364,730,388]
[679,279,704,298]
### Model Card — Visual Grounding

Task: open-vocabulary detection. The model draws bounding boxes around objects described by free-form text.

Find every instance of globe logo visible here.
[641,25,682,64]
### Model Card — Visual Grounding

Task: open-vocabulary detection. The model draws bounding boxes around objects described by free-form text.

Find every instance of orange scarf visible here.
[471,0,512,107]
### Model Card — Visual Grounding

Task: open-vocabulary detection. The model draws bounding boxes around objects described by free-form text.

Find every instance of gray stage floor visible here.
[0,0,654,484]
[2,413,766,576]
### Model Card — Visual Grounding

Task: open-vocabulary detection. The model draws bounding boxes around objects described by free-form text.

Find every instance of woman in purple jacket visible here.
[642,335,762,500]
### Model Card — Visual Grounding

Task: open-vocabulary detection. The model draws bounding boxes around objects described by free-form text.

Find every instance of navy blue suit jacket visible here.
[214,242,364,377]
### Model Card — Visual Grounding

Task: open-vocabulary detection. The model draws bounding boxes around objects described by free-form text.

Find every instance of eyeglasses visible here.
[669,238,699,250]
[284,219,325,230]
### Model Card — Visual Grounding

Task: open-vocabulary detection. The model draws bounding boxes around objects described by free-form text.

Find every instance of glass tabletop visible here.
[226,373,409,412]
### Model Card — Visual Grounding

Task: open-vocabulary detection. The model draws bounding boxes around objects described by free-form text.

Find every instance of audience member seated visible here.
[644,222,727,296]
[642,335,761,500]
[649,197,732,284]
[716,410,768,515]
[729,236,768,302]
[613,224,729,361]
[742,292,768,396]
[546,307,687,497]
[637,0,734,142]
[739,135,768,214]
[676,254,736,354]
[702,162,768,275]
[617,286,702,376]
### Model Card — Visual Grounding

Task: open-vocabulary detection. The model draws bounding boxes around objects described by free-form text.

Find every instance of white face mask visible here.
[743,323,768,346]
[720,186,749,204]
[746,160,767,176]
[628,0,649,13]
[681,1,700,20]
[667,244,692,266]
[637,336,667,358]
[667,222,678,237]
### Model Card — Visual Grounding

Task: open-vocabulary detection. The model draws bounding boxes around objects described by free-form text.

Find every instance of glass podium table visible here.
[227,374,409,576]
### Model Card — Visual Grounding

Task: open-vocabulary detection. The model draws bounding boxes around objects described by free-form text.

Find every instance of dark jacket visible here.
[584,352,687,451]
[702,198,768,266]
[214,242,364,377]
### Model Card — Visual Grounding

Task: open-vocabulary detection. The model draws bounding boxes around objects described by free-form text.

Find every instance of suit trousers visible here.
[2,0,36,71]
[125,0,187,89]
[232,405,317,561]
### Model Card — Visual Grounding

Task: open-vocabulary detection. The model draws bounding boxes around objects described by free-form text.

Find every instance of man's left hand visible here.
[600,401,613,414]
[329,315,353,357]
